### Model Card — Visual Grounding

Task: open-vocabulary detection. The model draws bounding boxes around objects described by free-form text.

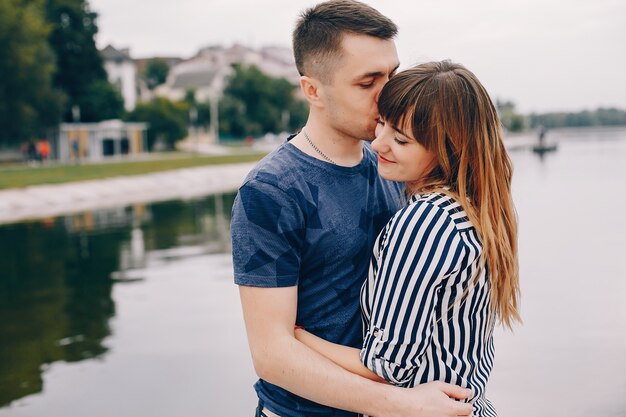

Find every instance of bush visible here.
[219,63,308,138]
[126,98,189,150]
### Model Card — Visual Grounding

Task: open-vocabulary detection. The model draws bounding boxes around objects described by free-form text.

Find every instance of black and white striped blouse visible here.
[360,192,497,417]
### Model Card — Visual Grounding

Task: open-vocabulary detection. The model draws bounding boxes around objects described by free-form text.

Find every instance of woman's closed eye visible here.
[377,119,408,144]
[393,136,408,145]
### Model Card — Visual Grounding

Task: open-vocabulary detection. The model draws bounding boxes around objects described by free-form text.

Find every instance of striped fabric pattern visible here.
[360,192,497,417]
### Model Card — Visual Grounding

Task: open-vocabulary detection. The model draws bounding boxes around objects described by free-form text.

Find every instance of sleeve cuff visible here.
[234,273,299,287]
[360,330,418,386]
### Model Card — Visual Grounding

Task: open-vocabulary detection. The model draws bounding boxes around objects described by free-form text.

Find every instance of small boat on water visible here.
[532,143,558,154]
[532,126,557,154]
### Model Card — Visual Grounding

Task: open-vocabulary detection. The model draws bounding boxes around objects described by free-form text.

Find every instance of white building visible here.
[155,44,301,103]
[155,54,228,103]
[57,120,148,162]
[101,45,138,111]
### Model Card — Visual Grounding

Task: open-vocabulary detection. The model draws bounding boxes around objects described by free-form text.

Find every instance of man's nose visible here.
[375,73,393,102]
[375,87,383,104]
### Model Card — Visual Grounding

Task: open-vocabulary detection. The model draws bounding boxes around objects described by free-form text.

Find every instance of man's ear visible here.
[300,76,325,109]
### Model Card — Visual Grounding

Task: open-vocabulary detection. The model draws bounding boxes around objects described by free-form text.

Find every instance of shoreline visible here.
[0,162,256,225]
[4,125,624,226]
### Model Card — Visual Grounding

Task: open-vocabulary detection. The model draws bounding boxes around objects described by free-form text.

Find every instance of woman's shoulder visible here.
[378,192,476,265]
[402,191,473,231]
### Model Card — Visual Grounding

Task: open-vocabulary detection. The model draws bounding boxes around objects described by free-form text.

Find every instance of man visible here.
[231,1,473,416]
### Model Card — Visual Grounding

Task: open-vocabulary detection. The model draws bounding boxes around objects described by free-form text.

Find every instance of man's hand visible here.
[380,381,473,417]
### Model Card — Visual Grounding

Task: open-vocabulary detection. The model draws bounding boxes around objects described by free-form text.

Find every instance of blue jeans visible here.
[255,401,279,417]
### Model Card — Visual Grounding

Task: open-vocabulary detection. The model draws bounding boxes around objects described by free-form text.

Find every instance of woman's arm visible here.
[294,328,387,383]
[362,201,465,386]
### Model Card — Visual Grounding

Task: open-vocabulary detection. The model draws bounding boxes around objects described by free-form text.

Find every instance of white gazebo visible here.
[58,119,148,162]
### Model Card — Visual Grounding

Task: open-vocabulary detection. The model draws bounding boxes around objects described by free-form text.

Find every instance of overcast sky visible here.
[89,0,626,113]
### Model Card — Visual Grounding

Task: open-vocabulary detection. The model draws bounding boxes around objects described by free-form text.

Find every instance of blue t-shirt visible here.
[231,138,401,417]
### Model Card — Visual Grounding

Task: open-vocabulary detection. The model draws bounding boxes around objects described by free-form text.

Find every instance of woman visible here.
[295,60,520,416]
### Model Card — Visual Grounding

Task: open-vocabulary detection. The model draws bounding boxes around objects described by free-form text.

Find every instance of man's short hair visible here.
[292,0,398,84]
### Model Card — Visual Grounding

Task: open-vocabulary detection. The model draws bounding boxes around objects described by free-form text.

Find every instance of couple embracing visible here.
[230,1,520,416]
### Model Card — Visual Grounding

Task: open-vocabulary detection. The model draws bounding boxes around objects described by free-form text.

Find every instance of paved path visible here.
[0,163,256,225]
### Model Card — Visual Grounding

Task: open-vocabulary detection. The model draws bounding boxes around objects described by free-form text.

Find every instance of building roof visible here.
[101,45,132,62]
[171,70,218,90]
[60,120,148,131]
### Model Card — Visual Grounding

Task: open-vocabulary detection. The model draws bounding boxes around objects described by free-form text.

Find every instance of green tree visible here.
[126,98,189,150]
[74,79,124,121]
[144,58,169,89]
[45,0,123,122]
[0,0,63,146]
[182,89,211,127]
[496,100,525,132]
[529,108,626,129]
[219,95,253,138]
[596,108,626,125]
[287,98,309,132]
[219,63,308,138]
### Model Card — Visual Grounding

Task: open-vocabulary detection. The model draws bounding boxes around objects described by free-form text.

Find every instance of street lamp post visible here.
[209,93,219,143]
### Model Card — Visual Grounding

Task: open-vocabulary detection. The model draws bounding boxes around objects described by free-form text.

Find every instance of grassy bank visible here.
[0,152,266,190]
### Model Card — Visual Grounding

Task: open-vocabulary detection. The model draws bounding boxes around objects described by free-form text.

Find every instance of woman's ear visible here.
[300,76,324,109]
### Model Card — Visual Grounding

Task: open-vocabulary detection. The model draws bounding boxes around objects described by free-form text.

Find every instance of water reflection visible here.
[0,193,234,407]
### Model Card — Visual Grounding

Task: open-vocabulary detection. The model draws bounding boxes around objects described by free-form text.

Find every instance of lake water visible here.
[1,127,625,417]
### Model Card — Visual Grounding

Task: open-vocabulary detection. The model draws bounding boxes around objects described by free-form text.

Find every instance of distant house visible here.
[155,44,301,103]
[101,45,139,111]
[58,120,148,162]
[151,44,301,143]
[154,53,228,103]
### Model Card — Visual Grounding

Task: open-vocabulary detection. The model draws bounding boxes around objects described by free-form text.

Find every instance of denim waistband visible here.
[256,401,280,417]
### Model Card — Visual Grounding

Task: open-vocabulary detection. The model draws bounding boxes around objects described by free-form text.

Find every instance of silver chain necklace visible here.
[302,128,336,165]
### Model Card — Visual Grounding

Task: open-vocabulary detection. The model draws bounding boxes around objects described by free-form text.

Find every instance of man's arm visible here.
[239,285,473,417]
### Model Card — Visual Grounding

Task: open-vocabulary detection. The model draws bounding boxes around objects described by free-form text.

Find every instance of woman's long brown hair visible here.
[378,61,521,328]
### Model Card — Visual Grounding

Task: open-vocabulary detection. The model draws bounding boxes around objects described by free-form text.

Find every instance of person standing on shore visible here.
[230,1,472,416]
[37,139,50,162]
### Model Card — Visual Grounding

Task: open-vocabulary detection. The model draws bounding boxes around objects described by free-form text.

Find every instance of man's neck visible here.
[291,117,364,167]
